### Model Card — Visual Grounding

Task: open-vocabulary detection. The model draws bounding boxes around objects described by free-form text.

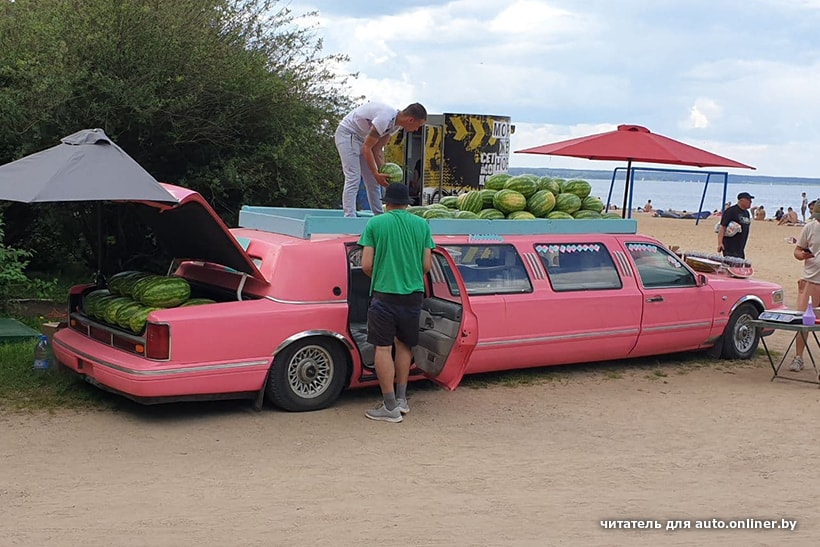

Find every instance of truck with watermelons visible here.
[384,112,514,205]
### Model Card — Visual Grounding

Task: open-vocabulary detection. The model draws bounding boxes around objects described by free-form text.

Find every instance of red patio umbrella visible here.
[515,124,755,217]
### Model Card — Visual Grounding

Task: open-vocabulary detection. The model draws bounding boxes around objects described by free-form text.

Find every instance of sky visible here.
[281,0,820,179]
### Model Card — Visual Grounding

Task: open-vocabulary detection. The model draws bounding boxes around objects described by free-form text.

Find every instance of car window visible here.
[439,244,532,295]
[536,242,622,291]
[626,242,696,288]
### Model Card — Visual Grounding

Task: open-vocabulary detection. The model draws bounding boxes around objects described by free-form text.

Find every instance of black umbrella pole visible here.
[621,160,632,218]
[96,202,104,287]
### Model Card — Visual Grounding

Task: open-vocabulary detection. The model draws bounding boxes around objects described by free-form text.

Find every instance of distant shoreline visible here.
[508,166,820,186]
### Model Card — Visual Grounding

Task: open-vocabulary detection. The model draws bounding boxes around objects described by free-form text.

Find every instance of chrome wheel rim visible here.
[287,345,334,399]
[734,313,756,353]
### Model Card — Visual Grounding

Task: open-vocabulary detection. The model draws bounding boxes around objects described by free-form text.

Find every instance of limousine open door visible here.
[412,247,479,390]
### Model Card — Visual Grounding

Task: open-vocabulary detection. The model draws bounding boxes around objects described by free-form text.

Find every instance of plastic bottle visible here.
[33,334,51,371]
[803,297,816,326]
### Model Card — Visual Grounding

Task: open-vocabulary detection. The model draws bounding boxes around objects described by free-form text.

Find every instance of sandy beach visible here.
[3,213,820,547]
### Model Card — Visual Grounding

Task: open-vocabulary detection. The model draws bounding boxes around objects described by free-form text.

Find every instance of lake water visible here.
[585,178,820,216]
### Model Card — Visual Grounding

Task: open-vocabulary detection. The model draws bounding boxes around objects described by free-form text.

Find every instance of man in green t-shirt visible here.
[358,183,435,422]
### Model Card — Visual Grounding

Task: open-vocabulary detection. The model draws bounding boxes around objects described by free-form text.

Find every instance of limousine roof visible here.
[238,206,638,239]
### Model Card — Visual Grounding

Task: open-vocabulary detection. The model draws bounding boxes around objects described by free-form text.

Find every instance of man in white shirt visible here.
[335,102,427,217]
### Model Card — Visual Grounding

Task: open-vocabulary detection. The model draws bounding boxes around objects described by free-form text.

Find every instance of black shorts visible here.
[366,291,423,348]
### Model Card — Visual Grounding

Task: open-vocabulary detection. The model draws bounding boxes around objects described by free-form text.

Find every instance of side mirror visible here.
[698,274,708,286]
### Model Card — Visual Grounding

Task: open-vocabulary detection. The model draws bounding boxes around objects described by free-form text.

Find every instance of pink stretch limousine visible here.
[53,185,785,412]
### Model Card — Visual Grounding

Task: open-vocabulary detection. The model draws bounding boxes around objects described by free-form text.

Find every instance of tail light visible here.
[145,323,171,360]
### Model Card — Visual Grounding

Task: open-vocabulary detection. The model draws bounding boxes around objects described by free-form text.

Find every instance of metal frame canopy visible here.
[606,166,730,225]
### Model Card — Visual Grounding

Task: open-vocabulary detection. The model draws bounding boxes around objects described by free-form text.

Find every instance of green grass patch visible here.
[0,340,110,411]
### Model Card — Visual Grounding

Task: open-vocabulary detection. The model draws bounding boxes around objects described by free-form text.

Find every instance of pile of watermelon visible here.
[409,173,620,220]
[81,271,215,334]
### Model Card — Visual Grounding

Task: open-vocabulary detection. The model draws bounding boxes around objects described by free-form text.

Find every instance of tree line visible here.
[0,0,358,281]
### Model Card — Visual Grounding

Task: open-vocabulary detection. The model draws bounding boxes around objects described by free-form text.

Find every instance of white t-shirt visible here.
[338,102,400,140]
[797,220,820,282]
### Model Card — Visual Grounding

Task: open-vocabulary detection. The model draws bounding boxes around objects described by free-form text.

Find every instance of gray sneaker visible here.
[365,403,402,423]
[789,356,805,372]
[396,398,410,415]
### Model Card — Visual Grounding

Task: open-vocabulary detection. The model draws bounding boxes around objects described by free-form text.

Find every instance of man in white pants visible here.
[335,102,427,217]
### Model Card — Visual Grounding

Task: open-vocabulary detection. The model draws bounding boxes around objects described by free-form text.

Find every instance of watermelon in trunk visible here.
[137,277,191,308]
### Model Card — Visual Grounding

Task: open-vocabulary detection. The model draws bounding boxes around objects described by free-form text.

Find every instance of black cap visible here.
[381,183,411,205]
[737,192,754,200]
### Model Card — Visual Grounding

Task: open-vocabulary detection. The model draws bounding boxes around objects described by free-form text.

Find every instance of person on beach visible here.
[774,207,785,222]
[778,207,799,226]
[717,192,753,259]
[754,205,766,221]
[643,199,653,213]
[787,200,820,373]
[335,102,427,217]
[801,192,808,223]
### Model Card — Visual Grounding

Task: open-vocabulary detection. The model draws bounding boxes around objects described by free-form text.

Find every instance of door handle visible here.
[646,296,664,303]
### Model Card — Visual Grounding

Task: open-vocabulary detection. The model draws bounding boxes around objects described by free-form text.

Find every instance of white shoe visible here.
[396,398,410,415]
[788,356,804,372]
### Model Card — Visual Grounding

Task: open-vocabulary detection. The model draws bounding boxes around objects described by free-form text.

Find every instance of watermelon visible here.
[507,210,536,220]
[138,277,191,308]
[439,196,459,209]
[601,212,623,219]
[131,275,164,301]
[407,206,426,217]
[427,203,449,210]
[118,272,154,297]
[563,179,592,199]
[180,298,217,307]
[573,210,602,219]
[503,175,538,199]
[423,208,453,219]
[454,210,479,219]
[102,297,134,325]
[458,190,484,214]
[115,301,144,329]
[478,208,505,220]
[547,211,574,220]
[537,177,561,196]
[554,193,582,214]
[581,196,604,213]
[526,190,556,218]
[492,189,527,214]
[107,270,141,295]
[90,294,123,320]
[83,289,110,317]
[128,306,162,334]
[484,173,511,191]
[553,178,567,192]
[378,162,403,183]
[479,189,497,208]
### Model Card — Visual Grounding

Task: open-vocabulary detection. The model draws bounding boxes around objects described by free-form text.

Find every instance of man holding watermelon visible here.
[335,102,427,217]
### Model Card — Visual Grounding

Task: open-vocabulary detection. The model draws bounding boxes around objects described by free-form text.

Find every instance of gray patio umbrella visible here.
[0,128,178,281]
[0,128,177,202]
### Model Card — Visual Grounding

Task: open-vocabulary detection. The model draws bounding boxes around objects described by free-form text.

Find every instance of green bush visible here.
[0,217,32,311]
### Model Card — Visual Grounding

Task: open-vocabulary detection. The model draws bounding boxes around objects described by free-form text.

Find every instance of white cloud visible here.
[286,0,820,178]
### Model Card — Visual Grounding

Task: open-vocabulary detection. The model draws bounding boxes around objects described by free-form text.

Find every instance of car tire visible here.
[721,302,760,359]
[266,338,347,412]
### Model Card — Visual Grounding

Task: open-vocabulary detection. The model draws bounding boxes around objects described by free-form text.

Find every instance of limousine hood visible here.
[127,183,267,283]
